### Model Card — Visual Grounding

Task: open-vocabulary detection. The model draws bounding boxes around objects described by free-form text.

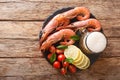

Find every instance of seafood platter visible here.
[39,7,107,75]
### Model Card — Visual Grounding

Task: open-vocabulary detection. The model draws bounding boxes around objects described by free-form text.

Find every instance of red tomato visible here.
[53,61,61,69]
[49,46,56,53]
[57,54,65,62]
[60,68,67,75]
[63,61,69,67]
[47,53,53,60]
[68,65,77,73]
[56,49,64,54]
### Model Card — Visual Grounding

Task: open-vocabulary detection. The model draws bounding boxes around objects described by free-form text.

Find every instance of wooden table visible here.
[0,0,119,80]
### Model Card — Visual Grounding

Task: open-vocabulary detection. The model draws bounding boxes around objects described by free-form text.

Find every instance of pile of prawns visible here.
[39,7,101,51]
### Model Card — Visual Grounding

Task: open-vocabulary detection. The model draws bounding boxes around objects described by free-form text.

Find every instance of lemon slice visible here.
[74,54,85,66]
[80,58,90,69]
[64,45,80,60]
[76,56,90,69]
[72,50,85,64]
[64,45,90,70]
[82,59,90,69]
[73,52,83,64]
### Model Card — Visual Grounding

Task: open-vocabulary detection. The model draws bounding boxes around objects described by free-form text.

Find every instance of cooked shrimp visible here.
[56,20,87,30]
[85,19,101,32]
[40,29,76,51]
[57,19,101,32]
[75,7,90,20]
[61,7,90,20]
[39,7,90,45]
[62,7,90,20]
[39,14,69,45]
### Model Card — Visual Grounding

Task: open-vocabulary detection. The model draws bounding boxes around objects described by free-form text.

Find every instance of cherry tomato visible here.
[60,68,67,75]
[57,54,65,62]
[47,53,53,60]
[53,61,61,69]
[68,65,77,73]
[63,61,69,67]
[56,49,64,54]
[49,46,56,53]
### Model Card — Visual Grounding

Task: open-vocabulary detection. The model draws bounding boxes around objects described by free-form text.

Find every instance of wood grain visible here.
[0,57,119,80]
[0,38,119,58]
[0,58,58,76]
[100,38,120,57]
[99,20,120,38]
[0,20,119,58]
[0,20,120,39]
[0,0,119,79]
[0,0,119,3]
[0,39,42,58]
[0,21,42,39]
[0,1,119,20]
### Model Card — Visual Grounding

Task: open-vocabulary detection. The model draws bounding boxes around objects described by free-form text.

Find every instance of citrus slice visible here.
[72,50,85,64]
[74,54,85,66]
[64,45,90,70]
[76,56,90,69]
[82,59,90,69]
[64,45,80,60]
[72,52,83,64]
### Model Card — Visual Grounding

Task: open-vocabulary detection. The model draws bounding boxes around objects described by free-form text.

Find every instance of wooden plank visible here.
[0,39,43,58]
[0,20,120,39]
[0,38,119,58]
[0,0,119,3]
[0,58,58,76]
[0,57,119,80]
[0,21,42,39]
[27,0,120,5]
[101,38,120,57]
[0,77,24,80]
[100,19,120,38]
[0,1,119,20]
[0,20,119,58]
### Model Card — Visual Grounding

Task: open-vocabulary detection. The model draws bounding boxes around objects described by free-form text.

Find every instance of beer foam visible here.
[86,32,107,53]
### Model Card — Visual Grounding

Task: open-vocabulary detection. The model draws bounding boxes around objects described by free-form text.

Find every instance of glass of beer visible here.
[79,31,107,54]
